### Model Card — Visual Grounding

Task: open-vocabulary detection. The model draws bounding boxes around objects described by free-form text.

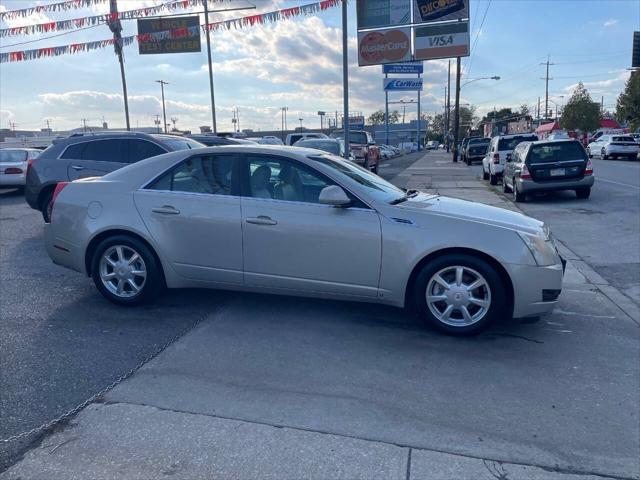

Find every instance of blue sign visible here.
[383,78,423,91]
[382,62,423,74]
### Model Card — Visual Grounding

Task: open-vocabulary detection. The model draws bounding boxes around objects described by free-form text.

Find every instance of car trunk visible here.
[529,160,585,181]
[527,142,587,182]
[468,145,488,156]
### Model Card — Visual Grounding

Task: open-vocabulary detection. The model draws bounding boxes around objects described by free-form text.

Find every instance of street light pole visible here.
[203,0,217,134]
[109,0,130,131]
[446,59,451,152]
[341,0,349,159]
[452,57,461,162]
[155,80,168,134]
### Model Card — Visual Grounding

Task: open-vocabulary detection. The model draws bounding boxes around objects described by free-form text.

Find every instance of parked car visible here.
[0,148,41,189]
[330,130,381,173]
[464,138,490,165]
[546,130,570,140]
[399,142,418,153]
[503,140,594,202]
[482,134,539,185]
[45,145,564,335]
[588,128,625,143]
[25,132,205,222]
[460,136,481,163]
[259,136,284,146]
[186,134,241,146]
[380,144,400,156]
[285,132,328,146]
[294,138,350,158]
[587,135,639,160]
[426,141,439,150]
[379,145,396,159]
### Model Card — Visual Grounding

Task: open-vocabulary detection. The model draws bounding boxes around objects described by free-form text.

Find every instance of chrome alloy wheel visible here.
[425,266,492,327]
[99,245,147,298]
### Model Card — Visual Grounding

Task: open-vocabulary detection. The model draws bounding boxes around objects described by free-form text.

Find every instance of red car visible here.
[330,130,381,173]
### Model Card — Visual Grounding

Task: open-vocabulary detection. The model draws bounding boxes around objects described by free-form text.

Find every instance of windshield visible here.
[309,154,406,204]
[298,140,341,155]
[161,137,205,151]
[498,136,537,151]
[528,142,587,164]
[0,150,28,162]
[469,139,490,146]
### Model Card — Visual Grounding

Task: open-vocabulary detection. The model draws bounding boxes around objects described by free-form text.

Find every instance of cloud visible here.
[603,19,617,27]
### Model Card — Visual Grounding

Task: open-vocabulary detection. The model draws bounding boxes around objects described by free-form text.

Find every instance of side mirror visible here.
[319,185,352,207]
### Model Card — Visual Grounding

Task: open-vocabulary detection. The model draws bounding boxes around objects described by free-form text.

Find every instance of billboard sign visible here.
[356,0,411,29]
[383,78,424,91]
[382,62,423,74]
[414,0,468,23]
[358,27,412,66]
[137,16,201,55]
[348,116,365,129]
[414,21,470,61]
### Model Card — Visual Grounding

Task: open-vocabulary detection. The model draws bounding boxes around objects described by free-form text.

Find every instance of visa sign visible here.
[383,78,423,91]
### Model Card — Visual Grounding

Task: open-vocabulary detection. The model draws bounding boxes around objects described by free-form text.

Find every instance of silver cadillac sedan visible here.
[44,145,564,335]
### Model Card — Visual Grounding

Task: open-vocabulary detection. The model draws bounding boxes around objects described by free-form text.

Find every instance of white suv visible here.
[587,135,639,161]
[482,134,539,185]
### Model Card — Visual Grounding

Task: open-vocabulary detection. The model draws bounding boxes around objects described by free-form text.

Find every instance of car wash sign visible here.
[383,78,423,91]
[414,21,470,61]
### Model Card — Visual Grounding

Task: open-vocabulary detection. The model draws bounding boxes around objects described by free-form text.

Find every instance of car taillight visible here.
[520,164,532,180]
[492,153,500,164]
[49,182,69,221]
[26,157,35,175]
[4,167,23,174]
[584,159,593,176]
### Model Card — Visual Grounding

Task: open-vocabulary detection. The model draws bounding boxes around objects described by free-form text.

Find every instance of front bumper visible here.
[518,175,594,193]
[505,261,564,318]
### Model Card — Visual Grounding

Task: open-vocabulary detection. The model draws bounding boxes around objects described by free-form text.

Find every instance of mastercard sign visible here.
[358,27,412,66]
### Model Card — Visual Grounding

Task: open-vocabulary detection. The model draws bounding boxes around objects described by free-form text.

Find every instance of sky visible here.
[0,0,638,133]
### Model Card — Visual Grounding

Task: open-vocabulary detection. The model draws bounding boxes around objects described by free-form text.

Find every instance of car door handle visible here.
[246,215,277,226]
[152,205,180,215]
[70,165,85,171]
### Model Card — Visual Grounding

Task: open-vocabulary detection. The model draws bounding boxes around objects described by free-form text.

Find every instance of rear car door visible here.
[239,153,382,297]
[126,139,167,163]
[134,153,243,284]
[63,139,128,180]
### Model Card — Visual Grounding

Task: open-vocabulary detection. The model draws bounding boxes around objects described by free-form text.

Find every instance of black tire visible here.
[363,156,369,170]
[482,168,489,180]
[629,155,637,161]
[513,181,526,202]
[575,187,591,199]
[601,148,608,160]
[91,235,164,306]
[489,173,498,185]
[41,190,54,223]
[503,177,512,193]
[412,253,506,335]
[371,161,379,174]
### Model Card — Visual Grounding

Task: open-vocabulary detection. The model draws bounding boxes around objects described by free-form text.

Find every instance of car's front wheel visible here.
[413,254,506,335]
[91,235,164,305]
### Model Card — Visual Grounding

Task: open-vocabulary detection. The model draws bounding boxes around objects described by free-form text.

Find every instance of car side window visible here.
[245,155,338,204]
[60,142,85,159]
[128,140,166,163]
[66,139,126,162]
[147,155,237,195]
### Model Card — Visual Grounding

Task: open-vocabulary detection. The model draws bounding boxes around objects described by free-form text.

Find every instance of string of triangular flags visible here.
[0,0,217,37]
[0,0,109,20]
[0,0,340,64]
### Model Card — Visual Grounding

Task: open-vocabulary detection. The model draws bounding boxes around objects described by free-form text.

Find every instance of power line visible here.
[464,0,492,77]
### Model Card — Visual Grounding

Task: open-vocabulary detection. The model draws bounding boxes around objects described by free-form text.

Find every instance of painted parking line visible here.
[597,178,640,190]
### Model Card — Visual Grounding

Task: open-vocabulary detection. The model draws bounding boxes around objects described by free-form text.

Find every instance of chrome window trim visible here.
[135,189,239,200]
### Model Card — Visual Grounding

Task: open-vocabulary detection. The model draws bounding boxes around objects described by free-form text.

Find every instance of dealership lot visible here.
[1,152,639,478]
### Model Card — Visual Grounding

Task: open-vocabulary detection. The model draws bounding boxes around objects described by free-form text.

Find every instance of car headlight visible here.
[517,231,558,266]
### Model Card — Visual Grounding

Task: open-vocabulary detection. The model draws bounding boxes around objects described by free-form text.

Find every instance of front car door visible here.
[239,153,382,298]
[62,139,129,180]
[134,153,244,284]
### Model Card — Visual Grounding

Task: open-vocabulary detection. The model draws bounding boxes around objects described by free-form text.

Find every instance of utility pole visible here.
[81,118,88,132]
[298,118,303,129]
[171,116,178,131]
[540,56,554,120]
[45,119,51,132]
[385,71,389,145]
[601,96,604,115]
[402,105,406,123]
[9,121,16,132]
[155,80,168,134]
[109,0,130,131]
[446,59,451,152]
[154,114,161,133]
[281,107,285,141]
[537,97,540,119]
[236,107,240,132]
[203,0,217,133]
[452,57,461,162]
[341,0,349,159]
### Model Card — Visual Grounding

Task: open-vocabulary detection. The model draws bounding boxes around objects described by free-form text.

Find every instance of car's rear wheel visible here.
[413,254,506,335]
[575,187,591,199]
[503,177,512,193]
[91,235,163,305]
[628,154,637,161]
[489,173,498,185]
[482,167,489,180]
[513,181,526,202]
[41,190,54,223]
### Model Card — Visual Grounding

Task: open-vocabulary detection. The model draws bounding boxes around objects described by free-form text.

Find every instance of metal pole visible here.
[156,80,168,134]
[545,59,549,119]
[417,72,421,152]
[446,59,451,151]
[385,73,389,145]
[452,57,461,162]
[203,0,217,134]
[341,0,349,159]
[109,0,130,131]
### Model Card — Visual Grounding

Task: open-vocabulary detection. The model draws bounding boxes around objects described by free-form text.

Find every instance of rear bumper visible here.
[44,223,85,274]
[0,172,26,186]
[518,175,594,193]
[605,146,639,156]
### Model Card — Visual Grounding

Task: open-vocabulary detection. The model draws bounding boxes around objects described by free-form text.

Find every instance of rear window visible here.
[612,136,635,142]
[498,136,538,151]
[469,139,490,146]
[0,150,27,162]
[528,142,587,164]
[297,140,340,155]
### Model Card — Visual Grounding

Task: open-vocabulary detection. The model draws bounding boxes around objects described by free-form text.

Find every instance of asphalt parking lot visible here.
[1,151,639,478]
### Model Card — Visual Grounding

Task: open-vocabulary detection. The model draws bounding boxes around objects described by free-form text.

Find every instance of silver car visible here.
[587,135,639,161]
[44,145,564,335]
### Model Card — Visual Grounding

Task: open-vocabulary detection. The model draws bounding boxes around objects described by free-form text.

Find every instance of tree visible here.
[560,82,601,133]
[519,104,531,117]
[480,107,513,124]
[388,110,400,124]
[367,109,401,125]
[616,71,640,131]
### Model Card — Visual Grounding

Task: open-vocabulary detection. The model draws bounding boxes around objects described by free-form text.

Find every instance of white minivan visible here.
[482,134,538,185]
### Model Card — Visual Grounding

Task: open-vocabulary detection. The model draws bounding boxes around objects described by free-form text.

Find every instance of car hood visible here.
[392,193,544,235]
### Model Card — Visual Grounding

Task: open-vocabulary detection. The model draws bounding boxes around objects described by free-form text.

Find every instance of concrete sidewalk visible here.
[2,151,617,480]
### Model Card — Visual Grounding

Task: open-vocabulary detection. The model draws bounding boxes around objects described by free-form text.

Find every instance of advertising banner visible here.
[382,62,423,74]
[137,15,201,55]
[358,27,412,66]
[414,0,469,23]
[414,21,470,61]
[383,78,424,91]
[356,0,411,29]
